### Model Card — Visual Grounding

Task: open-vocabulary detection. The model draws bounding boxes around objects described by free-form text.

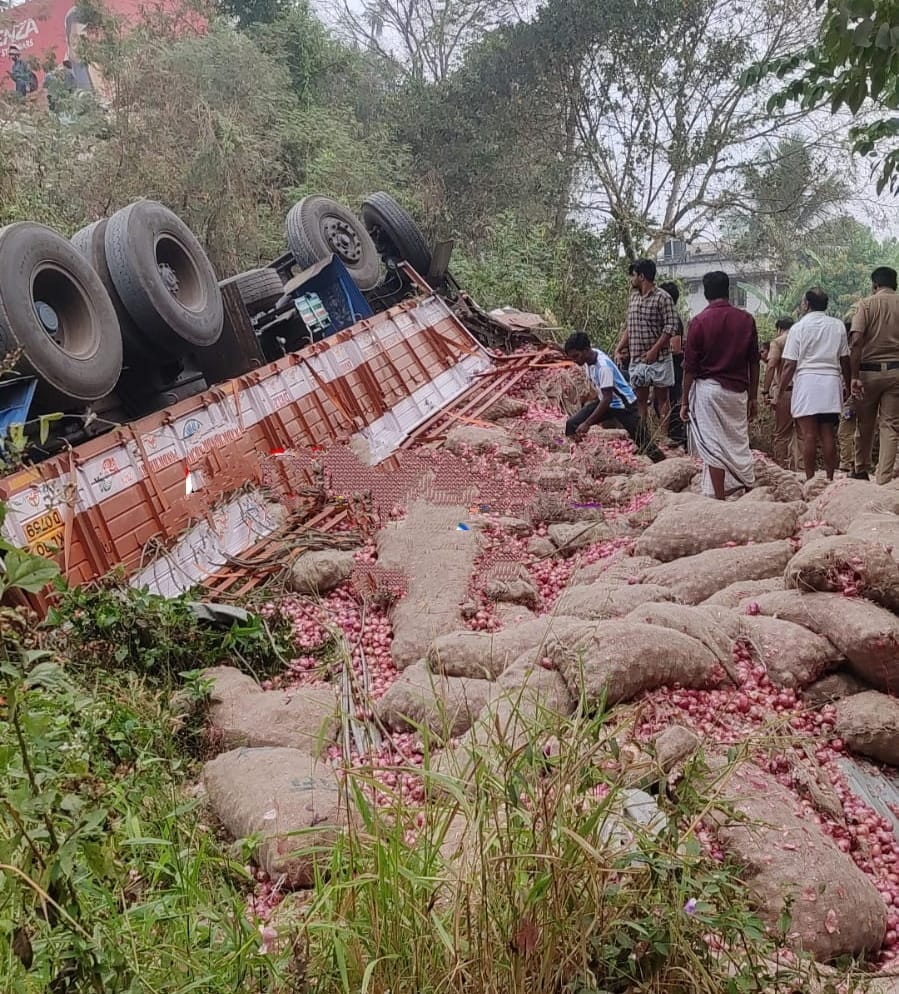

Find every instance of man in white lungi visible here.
[680,271,760,499]
[777,288,850,481]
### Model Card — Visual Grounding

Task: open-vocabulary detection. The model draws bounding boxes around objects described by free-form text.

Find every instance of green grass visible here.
[0,572,877,994]
[300,700,860,994]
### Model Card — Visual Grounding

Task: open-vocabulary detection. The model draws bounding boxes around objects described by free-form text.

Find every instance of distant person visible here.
[759,341,771,365]
[658,280,687,449]
[777,288,850,481]
[681,271,759,499]
[563,331,665,462]
[43,60,76,112]
[613,258,679,446]
[762,316,800,469]
[8,46,37,98]
[850,266,899,483]
[839,313,857,474]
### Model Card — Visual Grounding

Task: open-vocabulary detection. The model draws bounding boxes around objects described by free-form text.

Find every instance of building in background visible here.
[657,239,781,319]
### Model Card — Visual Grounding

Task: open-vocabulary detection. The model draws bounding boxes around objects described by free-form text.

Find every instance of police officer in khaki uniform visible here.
[762,317,800,469]
[850,266,899,483]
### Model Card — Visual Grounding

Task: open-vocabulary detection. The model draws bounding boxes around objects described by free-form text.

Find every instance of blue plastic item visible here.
[0,378,37,444]
[284,255,373,339]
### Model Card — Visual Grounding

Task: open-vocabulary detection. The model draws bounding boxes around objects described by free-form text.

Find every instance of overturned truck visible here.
[0,193,539,605]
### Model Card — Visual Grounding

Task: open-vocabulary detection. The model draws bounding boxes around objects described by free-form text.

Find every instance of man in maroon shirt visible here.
[680,271,760,499]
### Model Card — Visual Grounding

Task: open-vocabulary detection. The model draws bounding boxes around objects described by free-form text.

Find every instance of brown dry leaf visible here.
[512,915,540,954]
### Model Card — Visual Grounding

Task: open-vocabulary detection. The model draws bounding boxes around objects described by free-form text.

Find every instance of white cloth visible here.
[782,312,848,373]
[791,369,842,417]
[688,378,755,496]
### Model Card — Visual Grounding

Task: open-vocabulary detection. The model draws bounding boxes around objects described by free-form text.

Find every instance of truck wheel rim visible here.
[322,216,363,264]
[155,234,203,311]
[31,263,95,358]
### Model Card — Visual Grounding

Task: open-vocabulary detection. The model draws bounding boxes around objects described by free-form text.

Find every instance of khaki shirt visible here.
[850,288,899,363]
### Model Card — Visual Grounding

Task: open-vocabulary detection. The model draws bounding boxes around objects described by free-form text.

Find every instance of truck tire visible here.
[286,195,381,291]
[362,192,432,276]
[220,267,284,315]
[0,222,123,402]
[71,219,152,365]
[105,200,223,356]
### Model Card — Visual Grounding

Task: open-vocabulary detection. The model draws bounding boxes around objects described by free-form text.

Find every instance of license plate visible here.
[23,509,64,557]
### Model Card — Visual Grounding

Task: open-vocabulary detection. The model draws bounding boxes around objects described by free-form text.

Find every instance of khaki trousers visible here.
[855,368,899,483]
[772,391,800,470]
[838,415,856,471]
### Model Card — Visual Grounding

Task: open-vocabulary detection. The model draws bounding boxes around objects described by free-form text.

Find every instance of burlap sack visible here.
[547,520,615,552]
[654,724,701,773]
[204,666,338,756]
[641,541,793,605]
[738,615,842,689]
[375,661,494,740]
[572,554,661,586]
[803,671,871,707]
[703,577,783,608]
[378,501,482,669]
[847,513,899,564]
[445,424,523,464]
[495,653,576,714]
[558,621,720,708]
[784,535,899,613]
[741,590,899,692]
[712,763,886,961]
[794,522,840,549]
[427,616,594,680]
[751,456,806,503]
[554,582,677,620]
[834,691,899,766]
[203,747,348,887]
[289,550,355,595]
[634,498,802,561]
[806,479,899,533]
[641,456,699,492]
[624,602,737,665]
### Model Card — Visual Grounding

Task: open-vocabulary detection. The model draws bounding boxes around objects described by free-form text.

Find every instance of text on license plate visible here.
[24,509,64,557]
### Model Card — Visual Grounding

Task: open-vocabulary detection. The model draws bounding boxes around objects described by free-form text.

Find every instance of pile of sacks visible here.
[198,411,899,967]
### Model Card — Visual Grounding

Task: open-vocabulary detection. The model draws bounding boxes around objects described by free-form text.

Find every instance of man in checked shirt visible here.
[614,258,679,450]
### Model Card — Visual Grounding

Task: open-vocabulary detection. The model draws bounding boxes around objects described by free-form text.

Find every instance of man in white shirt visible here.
[778,288,850,480]
[563,332,665,462]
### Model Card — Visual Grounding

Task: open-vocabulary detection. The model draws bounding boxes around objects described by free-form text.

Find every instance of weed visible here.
[47,573,293,682]
[301,698,862,994]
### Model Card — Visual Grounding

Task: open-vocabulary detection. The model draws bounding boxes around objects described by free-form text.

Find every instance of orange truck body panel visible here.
[0,294,492,608]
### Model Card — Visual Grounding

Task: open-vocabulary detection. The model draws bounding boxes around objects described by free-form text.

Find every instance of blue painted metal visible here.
[0,378,37,442]
[286,255,372,339]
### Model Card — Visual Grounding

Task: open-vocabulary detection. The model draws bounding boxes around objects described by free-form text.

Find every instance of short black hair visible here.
[804,287,828,312]
[629,258,657,282]
[703,270,730,301]
[659,281,679,303]
[564,331,591,353]
[872,266,898,290]
[774,316,794,331]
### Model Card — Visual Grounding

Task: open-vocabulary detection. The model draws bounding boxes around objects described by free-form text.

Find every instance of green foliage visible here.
[47,575,290,681]
[452,214,629,349]
[766,0,899,192]
[742,215,899,336]
[725,137,851,271]
[302,706,837,994]
[0,531,291,992]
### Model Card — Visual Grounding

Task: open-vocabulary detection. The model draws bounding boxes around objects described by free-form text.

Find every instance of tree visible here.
[335,0,525,81]
[766,0,899,193]
[724,136,851,269]
[460,0,824,258]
